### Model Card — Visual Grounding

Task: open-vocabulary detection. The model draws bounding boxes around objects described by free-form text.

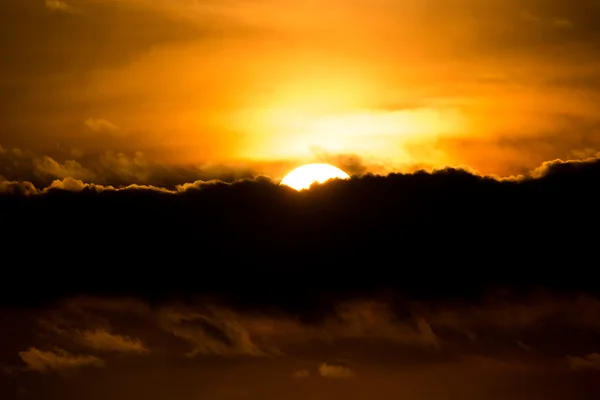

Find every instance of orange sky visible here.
[1,0,600,183]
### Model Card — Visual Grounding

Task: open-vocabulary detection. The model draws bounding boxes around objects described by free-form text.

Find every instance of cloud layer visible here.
[3,292,600,398]
[2,154,600,308]
[19,347,104,373]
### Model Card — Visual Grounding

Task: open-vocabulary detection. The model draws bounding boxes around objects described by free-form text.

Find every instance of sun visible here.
[280,163,351,191]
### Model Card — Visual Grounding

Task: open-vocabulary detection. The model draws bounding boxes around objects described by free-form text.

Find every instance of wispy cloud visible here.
[158,307,277,357]
[78,329,150,354]
[19,347,104,373]
[318,363,354,379]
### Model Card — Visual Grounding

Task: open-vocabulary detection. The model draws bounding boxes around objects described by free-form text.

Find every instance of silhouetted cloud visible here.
[77,329,149,354]
[13,293,599,366]
[1,155,600,308]
[0,143,263,189]
[318,363,354,378]
[18,348,104,373]
[156,306,276,357]
[2,290,600,398]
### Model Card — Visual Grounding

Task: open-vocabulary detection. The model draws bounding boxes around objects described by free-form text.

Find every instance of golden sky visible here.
[1,0,600,184]
[4,3,600,397]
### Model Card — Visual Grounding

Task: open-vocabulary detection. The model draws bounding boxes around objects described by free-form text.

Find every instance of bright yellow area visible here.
[233,106,467,163]
[280,163,351,191]
[15,0,600,178]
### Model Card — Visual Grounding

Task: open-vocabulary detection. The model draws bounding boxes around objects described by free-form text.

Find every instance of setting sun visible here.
[280,163,351,191]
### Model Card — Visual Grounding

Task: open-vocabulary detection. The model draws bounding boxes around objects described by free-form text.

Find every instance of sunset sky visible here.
[3,2,600,399]
[2,0,600,186]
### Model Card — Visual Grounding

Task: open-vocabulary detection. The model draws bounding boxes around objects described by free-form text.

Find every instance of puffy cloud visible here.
[2,137,600,193]
[34,156,96,181]
[29,294,592,364]
[2,290,600,390]
[7,294,600,399]
[34,307,149,359]
[0,143,264,189]
[152,301,440,360]
[0,151,597,196]
[77,329,149,354]
[318,363,354,379]
[318,302,439,348]
[0,180,37,195]
[157,306,276,357]
[36,298,441,360]
[19,347,104,373]
[98,151,151,183]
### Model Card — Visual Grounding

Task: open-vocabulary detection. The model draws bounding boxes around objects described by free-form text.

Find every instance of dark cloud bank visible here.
[2,155,600,307]
[2,156,600,399]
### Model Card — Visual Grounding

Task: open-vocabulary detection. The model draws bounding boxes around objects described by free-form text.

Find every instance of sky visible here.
[2,0,600,187]
[3,1,600,399]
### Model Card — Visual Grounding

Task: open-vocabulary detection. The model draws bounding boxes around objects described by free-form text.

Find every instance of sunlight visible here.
[235,107,466,161]
[280,163,351,190]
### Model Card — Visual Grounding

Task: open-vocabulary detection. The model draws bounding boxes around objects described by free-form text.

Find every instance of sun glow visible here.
[280,163,351,191]
[232,107,467,162]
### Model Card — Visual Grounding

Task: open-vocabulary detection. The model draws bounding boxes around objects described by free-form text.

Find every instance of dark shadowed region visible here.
[2,156,600,306]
